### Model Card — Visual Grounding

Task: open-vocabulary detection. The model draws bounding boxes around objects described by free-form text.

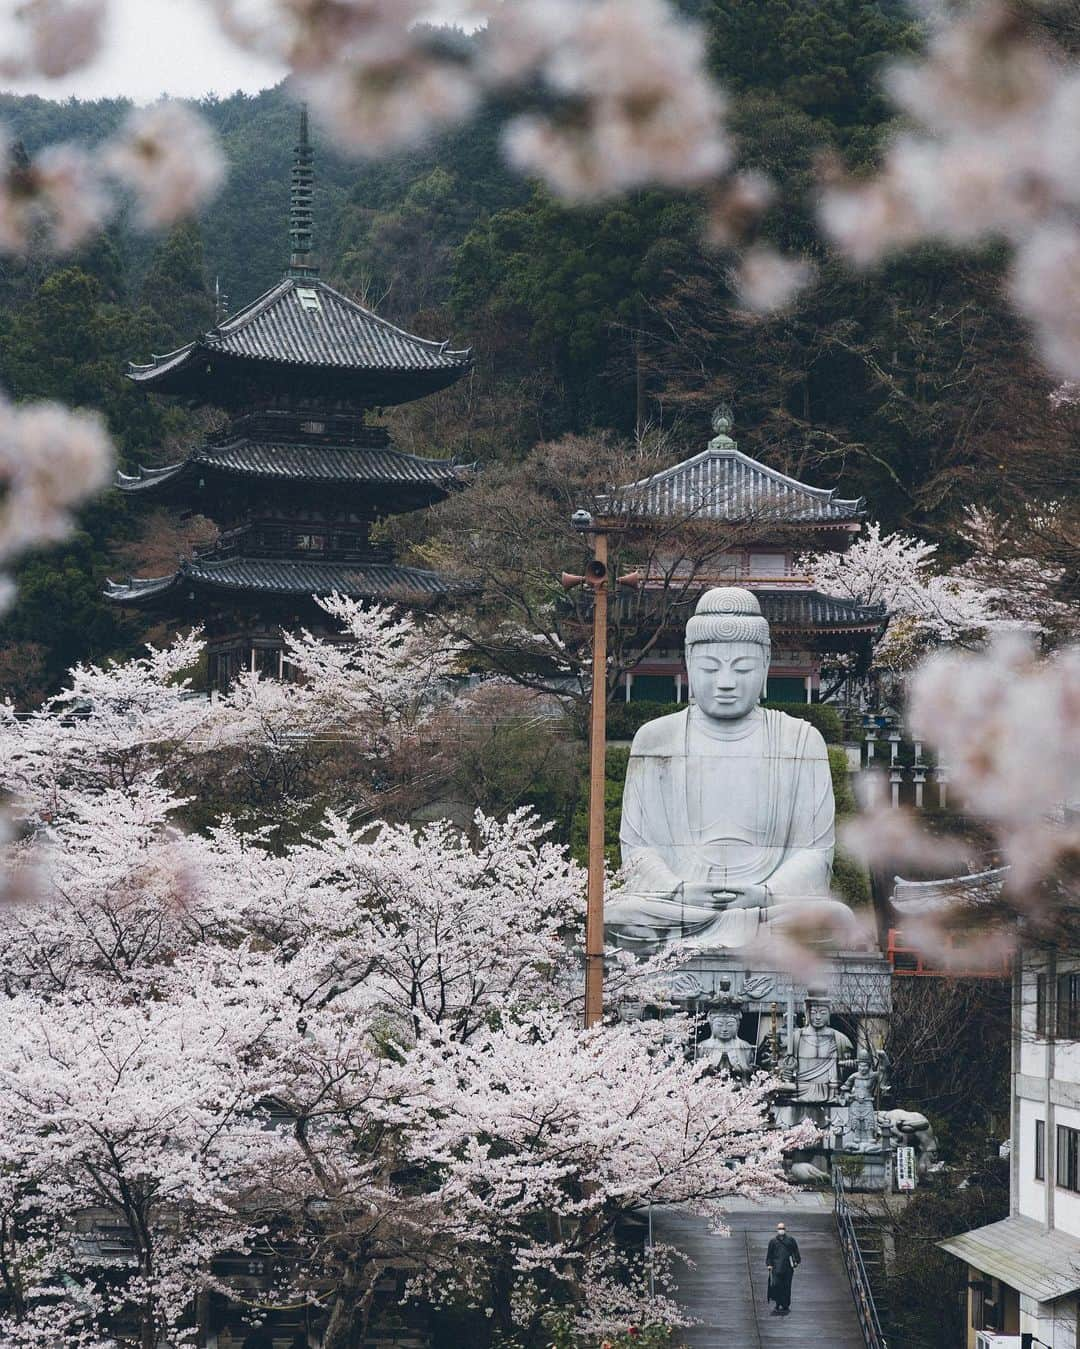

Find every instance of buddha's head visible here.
[807,1000,832,1030]
[685,587,770,721]
[708,1009,741,1042]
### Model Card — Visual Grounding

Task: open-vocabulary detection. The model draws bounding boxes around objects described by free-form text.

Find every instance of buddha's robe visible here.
[606,706,841,950]
[789,1024,855,1103]
[699,1035,755,1079]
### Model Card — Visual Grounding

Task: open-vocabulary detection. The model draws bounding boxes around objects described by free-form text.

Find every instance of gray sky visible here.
[2,0,287,104]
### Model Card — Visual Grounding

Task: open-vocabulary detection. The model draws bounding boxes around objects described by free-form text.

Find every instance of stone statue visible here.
[839,1054,881,1152]
[784,998,855,1105]
[878,1108,942,1174]
[709,403,736,449]
[698,999,755,1081]
[605,587,858,953]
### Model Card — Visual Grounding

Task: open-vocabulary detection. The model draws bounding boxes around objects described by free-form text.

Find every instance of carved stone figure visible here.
[605,587,858,953]
[699,1006,755,1080]
[709,403,736,448]
[878,1108,942,1174]
[785,998,855,1105]
[839,1056,880,1152]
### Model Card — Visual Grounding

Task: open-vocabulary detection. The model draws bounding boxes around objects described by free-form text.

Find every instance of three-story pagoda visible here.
[106,111,473,690]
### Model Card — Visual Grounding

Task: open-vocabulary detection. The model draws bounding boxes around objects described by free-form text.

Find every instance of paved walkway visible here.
[651,1206,866,1349]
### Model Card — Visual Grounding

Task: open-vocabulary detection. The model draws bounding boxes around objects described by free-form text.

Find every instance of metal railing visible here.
[834,1167,889,1349]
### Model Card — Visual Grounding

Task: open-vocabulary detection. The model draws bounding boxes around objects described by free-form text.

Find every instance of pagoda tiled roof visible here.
[127,276,471,391]
[115,439,472,495]
[603,441,865,525]
[105,557,465,606]
[891,867,1008,915]
[756,589,885,631]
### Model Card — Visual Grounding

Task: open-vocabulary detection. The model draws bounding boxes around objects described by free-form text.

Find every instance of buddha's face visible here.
[687,640,768,720]
[709,1011,740,1041]
[808,1004,831,1030]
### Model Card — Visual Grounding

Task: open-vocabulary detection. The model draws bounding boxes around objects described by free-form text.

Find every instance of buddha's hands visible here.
[722,883,768,910]
[682,882,768,911]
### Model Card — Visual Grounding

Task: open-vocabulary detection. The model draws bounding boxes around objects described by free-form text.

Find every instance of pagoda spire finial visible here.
[288,104,318,279]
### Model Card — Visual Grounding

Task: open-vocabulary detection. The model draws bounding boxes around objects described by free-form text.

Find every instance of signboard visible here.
[896,1145,917,1192]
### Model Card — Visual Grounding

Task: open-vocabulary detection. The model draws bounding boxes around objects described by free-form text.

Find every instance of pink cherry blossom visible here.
[103,102,227,229]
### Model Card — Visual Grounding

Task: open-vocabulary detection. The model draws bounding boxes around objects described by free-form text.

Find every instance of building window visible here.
[295,533,326,552]
[1036,973,1049,1038]
[1057,1124,1080,1192]
[1057,972,1080,1039]
[1035,1119,1046,1181]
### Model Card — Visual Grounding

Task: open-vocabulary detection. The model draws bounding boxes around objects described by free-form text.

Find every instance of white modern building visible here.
[941,944,1080,1349]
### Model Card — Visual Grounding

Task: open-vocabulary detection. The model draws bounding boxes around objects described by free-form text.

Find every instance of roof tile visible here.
[604,444,865,524]
[106,557,464,604]
[129,277,471,380]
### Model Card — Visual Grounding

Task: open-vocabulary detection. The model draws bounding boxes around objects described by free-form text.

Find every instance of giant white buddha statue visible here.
[605,587,859,952]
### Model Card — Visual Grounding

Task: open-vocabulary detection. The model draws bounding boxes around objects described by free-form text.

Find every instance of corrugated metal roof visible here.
[115,441,470,493]
[604,445,864,524]
[757,589,885,630]
[129,277,472,380]
[939,1216,1080,1302]
[105,557,463,604]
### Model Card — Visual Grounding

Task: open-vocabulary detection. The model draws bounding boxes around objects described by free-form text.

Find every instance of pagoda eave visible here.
[105,557,472,609]
[114,445,473,514]
[127,348,470,408]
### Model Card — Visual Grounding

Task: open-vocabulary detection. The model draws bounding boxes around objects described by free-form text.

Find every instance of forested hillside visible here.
[0,0,1074,700]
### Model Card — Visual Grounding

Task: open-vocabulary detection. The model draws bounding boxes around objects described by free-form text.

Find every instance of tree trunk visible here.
[491,1253,515,1339]
[322,1263,368,1349]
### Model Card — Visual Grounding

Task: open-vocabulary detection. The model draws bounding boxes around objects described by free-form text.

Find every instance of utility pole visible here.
[564,511,639,1029]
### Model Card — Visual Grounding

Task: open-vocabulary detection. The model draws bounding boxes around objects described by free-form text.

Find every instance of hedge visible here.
[605,698,845,745]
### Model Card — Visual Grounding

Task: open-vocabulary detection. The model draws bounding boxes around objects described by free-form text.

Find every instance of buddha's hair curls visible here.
[685,586,770,648]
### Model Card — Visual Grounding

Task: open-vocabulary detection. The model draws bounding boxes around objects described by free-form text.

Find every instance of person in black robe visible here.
[766,1221,801,1315]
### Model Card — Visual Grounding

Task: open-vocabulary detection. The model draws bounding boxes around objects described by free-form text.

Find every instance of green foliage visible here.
[705,0,920,131]
[606,699,844,743]
[885,1178,1009,1349]
[452,188,701,433]
[0,4,1068,688]
[138,222,216,351]
[570,747,628,869]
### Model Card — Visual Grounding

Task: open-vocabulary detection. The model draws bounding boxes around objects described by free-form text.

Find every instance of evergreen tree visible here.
[138,221,216,350]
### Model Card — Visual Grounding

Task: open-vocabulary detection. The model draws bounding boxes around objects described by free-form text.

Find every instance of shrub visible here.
[605,699,844,744]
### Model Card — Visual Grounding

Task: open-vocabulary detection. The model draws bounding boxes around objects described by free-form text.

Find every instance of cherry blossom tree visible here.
[802,522,997,675]
[0,605,805,1347]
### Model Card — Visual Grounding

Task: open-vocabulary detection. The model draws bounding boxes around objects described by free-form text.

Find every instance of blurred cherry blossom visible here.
[0,0,106,80]
[704,170,775,250]
[502,0,729,200]
[730,244,815,315]
[296,37,479,156]
[819,0,1080,380]
[0,136,109,254]
[0,396,114,613]
[1010,223,1080,381]
[208,0,425,72]
[907,636,1080,892]
[103,102,227,230]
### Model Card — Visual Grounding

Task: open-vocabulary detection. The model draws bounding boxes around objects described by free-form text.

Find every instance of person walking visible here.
[766,1221,801,1315]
